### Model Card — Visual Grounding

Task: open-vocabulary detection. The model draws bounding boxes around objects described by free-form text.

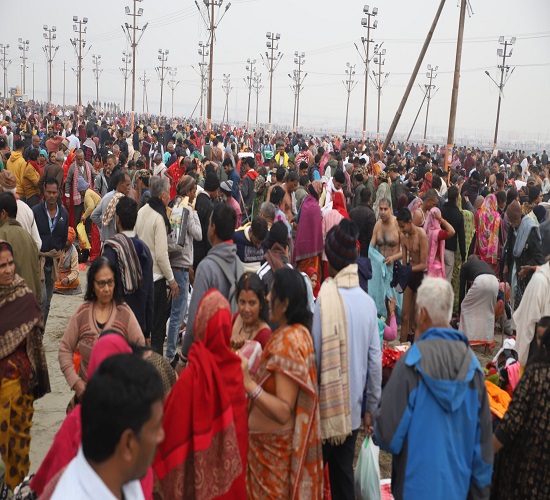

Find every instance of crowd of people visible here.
[0,101,549,499]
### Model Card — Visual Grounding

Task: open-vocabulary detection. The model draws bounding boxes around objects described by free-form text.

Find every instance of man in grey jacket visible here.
[179,202,243,363]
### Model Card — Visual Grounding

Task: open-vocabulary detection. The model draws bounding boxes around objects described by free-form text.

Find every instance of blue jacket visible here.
[374,328,493,500]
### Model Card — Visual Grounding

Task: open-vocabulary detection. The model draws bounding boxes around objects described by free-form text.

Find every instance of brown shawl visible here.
[0,274,50,398]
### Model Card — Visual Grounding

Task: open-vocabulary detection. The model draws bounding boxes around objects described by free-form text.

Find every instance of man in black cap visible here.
[311,219,382,500]
[193,172,220,269]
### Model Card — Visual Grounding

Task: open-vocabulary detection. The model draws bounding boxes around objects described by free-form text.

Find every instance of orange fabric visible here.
[485,380,511,419]
[247,324,323,499]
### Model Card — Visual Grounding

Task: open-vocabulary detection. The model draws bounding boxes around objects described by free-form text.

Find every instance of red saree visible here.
[153,290,247,500]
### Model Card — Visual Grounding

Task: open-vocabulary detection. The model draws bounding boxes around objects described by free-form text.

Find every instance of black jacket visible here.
[441,201,466,260]
[32,202,69,265]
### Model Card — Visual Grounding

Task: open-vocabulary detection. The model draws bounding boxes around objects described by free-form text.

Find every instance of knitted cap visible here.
[0,170,16,190]
[204,172,220,192]
[325,219,359,272]
[220,180,233,195]
[77,176,90,192]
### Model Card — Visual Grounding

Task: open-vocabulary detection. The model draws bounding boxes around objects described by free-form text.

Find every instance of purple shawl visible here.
[293,194,323,264]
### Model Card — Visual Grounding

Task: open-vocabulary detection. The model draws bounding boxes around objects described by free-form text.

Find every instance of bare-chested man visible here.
[369,197,403,317]
[412,188,439,227]
[397,207,428,342]
[282,170,299,224]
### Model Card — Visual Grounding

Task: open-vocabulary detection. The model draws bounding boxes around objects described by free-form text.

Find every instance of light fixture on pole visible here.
[420,64,438,147]
[70,16,89,108]
[122,0,148,115]
[167,68,180,120]
[370,44,389,144]
[342,62,357,136]
[485,36,515,152]
[120,51,132,112]
[43,26,58,104]
[156,49,170,116]
[198,41,209,128]
[0,44,12,106]
[252,71,263,128]
[138,70,150,114]
[244,58,256,131]
[92,54,102,109]
[221,73,232,123]
[287,51,306,132]
[261,32,283,135]
[195,0,232,132]
[357,4,378,143]
[17,38,29,95]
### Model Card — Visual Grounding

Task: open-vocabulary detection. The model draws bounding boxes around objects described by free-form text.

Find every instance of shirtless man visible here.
[412,188,439,227]
[282,170,299,224]
[396,207,428,342]
[369,197,402,317]
[266,167,285,203]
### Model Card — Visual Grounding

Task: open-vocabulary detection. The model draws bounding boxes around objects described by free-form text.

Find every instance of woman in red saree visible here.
[153,289,248,500]
[242,267,323,499]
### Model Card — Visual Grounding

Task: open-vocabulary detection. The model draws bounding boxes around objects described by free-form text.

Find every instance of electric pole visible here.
[195,0,232,132]
[407,85,429,142]
[221,73,232,123]
[70,16,89,108]
[139,70,149,114]
[261,32,283,135]
[32,63,35,101]
[244,58,256,131]
[370,44,389,144]
[287,52,306,132]
[252,72,263,127]
[167,68,179,119]
[0,44,11,106]
[123,0,148,114]
[423,64,438,147]
[358,5,378,143]
[120,50,132,111]
[343,62,357,136]
[42,26,58,103]
[198,41,209,128]
[63,60,66,108]
[92,54,102,109]
[156,49,169,116]
[485,36,516,152]
[18,38,29,95]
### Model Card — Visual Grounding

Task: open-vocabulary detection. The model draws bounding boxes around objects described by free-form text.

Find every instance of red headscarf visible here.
[332,191,349,219]
[154,290,247,500]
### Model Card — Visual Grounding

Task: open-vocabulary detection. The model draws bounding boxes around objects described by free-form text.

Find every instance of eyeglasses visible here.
[95,278,115,288]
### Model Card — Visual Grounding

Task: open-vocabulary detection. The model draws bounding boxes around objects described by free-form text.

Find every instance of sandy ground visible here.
[29,269,87,474]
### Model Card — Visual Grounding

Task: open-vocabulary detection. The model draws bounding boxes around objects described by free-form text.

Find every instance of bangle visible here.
[248,385,263,402]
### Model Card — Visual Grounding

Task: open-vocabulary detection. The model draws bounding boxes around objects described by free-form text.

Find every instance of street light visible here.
[262,31,283,134]
[43,25,58,103]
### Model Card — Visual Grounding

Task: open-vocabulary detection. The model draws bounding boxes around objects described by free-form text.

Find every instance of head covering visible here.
[424,207,446,278]
[325,219,358,272]
[533,204,546,224]
[0,170,16,190]
[220,180,233,195]
[377,170,387,181]
[134,169,151,182]
[506,200,522,227]
[474,196,485,211]
[331,191,349,219]
[178,175,195,195]
[77,176,90,192]
[475,194,501,264]
[67,226,76,246]
[311,180,322,196]
[61,138,70,149]
[154,290,247,499]
[204,172,220,192]
[87,333,132,379]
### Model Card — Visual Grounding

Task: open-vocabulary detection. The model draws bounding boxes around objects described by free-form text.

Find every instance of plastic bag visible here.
[354,436,381,500]
[76,222,91,250]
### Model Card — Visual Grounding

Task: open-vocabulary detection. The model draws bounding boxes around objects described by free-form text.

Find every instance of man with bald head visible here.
[65,148,96,228]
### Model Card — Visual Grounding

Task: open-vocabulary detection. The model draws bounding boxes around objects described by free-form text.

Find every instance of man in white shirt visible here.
[52,354,165,500]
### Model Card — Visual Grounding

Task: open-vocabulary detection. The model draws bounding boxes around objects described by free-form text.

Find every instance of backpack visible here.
[308,164,319,182]
[206,254,242,312]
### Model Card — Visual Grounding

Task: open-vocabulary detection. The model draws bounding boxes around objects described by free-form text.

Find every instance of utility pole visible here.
[370,44,389,144]
[288,52,306,132]
[195,0,232,132]
[221,73,232,123]
[382,0,447,153]
[358,5,378,143]
[252,72,263,127]
[42,26,58,103]
[123,0,148,115]
[139,70,149,114]
[167,68,179,119]
[342,63,357,136]
[244,58,256,131]
[92,54,102,109]
[422,64,438,147]
[444,0,468,171]
[120,50,132,111]
[63,60,66,108]
[70,16,89,108]
[407,85,429,142]
[0,45,11,106]
[198,41,209,128]
[18,38,29,95]
[261,32,283,135]
[32,63,35,101]
[156,49,170,116]
[485,36,516,152]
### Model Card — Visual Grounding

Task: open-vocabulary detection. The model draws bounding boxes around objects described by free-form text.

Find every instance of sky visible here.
[2,0,549,148]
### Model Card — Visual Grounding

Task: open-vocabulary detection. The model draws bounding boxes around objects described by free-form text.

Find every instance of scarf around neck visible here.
[317,263,359,445]
[264,243,288,272]
[513,215,539,258]
[148,196,171,234]
[103,234,143,294]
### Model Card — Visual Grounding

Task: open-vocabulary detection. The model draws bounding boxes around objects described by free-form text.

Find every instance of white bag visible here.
[354,436,381,500]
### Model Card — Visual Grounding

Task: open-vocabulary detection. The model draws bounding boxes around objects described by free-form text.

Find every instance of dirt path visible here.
[29,270,86,474]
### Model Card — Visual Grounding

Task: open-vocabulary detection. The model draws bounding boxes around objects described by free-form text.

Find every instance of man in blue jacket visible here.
[374,277,493,500]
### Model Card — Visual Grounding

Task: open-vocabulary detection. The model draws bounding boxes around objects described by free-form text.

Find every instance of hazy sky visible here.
[2,0,549,146]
